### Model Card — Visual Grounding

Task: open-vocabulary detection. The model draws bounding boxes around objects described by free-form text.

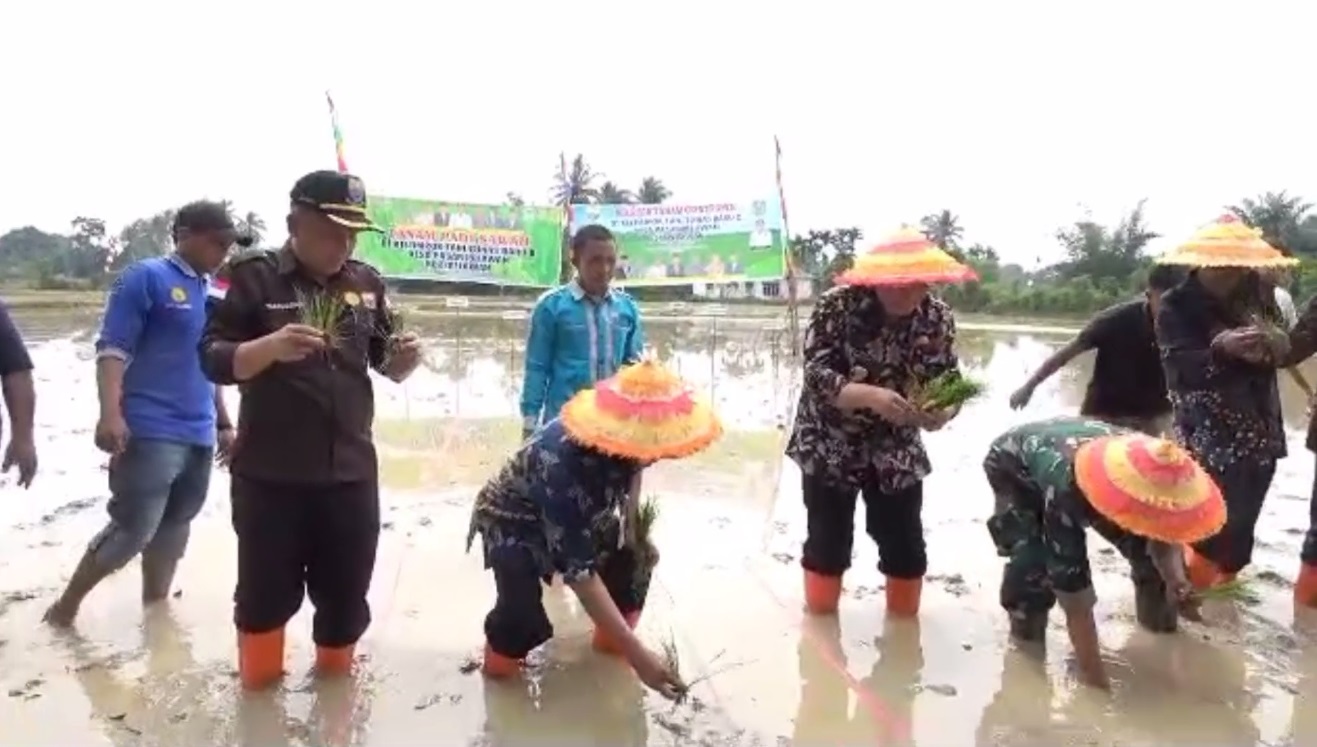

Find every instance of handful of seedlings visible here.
[297,289,347,348]
[633,494,661,573]
[909,370,986,411]
[655,634,750,707]
[1196,577,1260,605]
[1246,309,1290,358]
[380,306,409,366]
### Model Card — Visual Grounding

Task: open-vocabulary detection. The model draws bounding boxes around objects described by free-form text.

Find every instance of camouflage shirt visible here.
[984,416,1145,596]
[786,286,959,492]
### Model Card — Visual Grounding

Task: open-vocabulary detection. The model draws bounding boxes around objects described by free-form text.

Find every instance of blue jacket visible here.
[520,281,645,429]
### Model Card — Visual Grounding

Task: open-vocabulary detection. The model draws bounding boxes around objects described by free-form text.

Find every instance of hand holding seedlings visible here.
[296,289,348,348]
[908,370,986,412]
[265,323,327,362]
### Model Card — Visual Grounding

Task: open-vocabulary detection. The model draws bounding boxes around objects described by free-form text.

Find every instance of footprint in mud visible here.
[13,496,99,530]
[6,677,44,701]
[926,573,972,598]
[0,588,46,618]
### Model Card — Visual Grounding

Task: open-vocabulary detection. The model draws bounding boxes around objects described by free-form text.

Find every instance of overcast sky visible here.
[3,0,1313,268]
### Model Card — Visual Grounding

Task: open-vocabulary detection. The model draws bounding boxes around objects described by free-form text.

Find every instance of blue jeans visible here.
[87,438,215,572]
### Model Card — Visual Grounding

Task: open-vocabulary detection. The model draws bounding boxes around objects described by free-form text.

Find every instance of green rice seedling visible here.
[297,289,347,347]
[1197,577,1260,604]
[910,370,986,411]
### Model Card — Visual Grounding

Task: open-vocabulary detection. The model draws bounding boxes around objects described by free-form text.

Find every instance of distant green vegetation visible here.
[790,192,1317,315]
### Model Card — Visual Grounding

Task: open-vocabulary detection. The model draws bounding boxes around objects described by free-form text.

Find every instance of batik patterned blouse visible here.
[785,286,958,492]
[1156,272,1286,472]
[465,419,640,583]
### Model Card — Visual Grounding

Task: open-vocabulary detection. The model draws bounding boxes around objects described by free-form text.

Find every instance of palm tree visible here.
[550,153,601,207]
[598,181,635,204]
[919,210,964,255]
[239,210,266,248]
[1227,191,1314,253]
[636,177,671,204]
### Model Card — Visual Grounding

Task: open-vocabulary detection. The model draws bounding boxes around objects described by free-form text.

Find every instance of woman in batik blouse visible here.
[466,360,721,701]
[785,226,977,618]
[1153,215,1297,591]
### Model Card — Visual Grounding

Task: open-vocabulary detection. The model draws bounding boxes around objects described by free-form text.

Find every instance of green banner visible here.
[569,200,787,286]
[355,197,564,286]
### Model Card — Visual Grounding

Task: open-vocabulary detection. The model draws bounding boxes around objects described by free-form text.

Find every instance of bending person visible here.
[467,359,721,700]
[984,416,1223,690]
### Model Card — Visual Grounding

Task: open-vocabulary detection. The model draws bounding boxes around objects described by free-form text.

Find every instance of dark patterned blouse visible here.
[785,286,958,492]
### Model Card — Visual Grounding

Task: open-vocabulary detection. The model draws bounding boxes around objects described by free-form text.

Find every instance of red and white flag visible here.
[207,277,229,302]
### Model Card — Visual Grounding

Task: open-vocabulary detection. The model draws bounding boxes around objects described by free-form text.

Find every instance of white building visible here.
[690,276,814,301]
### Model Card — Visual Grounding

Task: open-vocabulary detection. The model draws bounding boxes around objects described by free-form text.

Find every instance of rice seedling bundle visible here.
[296,289,347,347]
[909,370,986,411]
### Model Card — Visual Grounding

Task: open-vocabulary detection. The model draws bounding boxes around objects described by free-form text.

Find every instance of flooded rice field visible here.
[4,306,1317,745]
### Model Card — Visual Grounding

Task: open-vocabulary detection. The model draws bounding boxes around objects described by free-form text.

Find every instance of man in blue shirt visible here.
[44,201,248,627]
[520,224,645,438]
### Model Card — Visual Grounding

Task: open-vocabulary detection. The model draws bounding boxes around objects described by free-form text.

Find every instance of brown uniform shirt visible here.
[199,246,396,484]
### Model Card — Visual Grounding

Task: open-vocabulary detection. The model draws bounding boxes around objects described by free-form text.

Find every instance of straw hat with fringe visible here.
[837,226,978,287]
[1156,213,1299,269]
[560,359,722,461]
[1073,434,1225,544]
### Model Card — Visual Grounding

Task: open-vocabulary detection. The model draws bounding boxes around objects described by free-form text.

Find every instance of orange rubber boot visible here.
[803,570,843,615]
[1184,545,1226,590]
[481,644,523,678]
[591,610,641,655]
[315,645,355,676]
[238,628,286,691]
[885,577,922,618]
[1296,563,1317,608]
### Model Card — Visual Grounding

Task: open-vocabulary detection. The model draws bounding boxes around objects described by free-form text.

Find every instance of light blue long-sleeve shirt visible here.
[520,280,645,430]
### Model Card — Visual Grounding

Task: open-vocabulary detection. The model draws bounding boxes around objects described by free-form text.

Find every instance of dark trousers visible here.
[1304,456,1317,566]
[1192,460,1276,574]
[800,474,927,579]
[484,546,641,659]
[231,476,381,647]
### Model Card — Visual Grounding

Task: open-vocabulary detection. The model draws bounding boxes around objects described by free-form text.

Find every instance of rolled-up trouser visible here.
[1093,413,1172,437]
[1302,456,1317,566]
[1191,459,1276,574]
[231,476,381,648]
[800,473,927,579]
[87,438,214,572]
[484,544,642,659]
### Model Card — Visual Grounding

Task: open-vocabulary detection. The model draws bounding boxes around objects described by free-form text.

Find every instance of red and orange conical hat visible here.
[561,359,723,461]
[837,226,978,287]
[1156,213,1298,269]
[1074,434,1225,544]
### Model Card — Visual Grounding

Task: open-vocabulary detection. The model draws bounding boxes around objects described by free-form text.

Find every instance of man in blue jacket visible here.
[44,201,245,626]
[520,224,645,438]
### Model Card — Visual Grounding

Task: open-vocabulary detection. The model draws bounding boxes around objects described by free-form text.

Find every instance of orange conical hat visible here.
[1074,434,1225,544]
[560,359,723,461]
[1157,213,1298,269]
[837,226,978,286]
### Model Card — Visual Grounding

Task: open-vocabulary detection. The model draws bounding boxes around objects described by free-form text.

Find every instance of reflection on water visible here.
[3,308,1317,745]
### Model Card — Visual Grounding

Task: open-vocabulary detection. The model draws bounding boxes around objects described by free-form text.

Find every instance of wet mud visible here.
[2,311,1317,745]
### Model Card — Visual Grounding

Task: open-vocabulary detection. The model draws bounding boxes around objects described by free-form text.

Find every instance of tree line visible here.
[790,191,1317,316]
[0,153,673,290]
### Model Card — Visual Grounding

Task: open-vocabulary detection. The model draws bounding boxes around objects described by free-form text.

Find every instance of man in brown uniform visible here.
[199,170,422,690]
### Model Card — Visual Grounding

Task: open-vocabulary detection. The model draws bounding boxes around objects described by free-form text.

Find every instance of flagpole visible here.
[326,91,349,173]
[774,135,801,359]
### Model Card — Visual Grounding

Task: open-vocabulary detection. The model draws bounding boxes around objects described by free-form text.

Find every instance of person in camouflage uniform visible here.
[983,416,1224,690]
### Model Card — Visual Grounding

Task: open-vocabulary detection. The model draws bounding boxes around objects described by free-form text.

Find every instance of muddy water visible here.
[3,308,1317,745]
